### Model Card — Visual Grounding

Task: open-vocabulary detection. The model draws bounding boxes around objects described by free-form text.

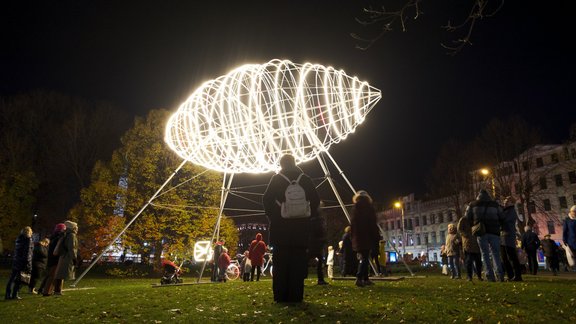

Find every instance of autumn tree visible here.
[72,109,238,268]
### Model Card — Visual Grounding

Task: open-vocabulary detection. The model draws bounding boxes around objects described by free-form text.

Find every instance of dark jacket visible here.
[12,233,33,272]
[500,206,519,248]
[263,165,320,247]
[47,232,65,268]
[563,217,576,250]
[521,230,540,252]
[308,213,327,256]
[465,191,504,236]
[351,199,380,252]
[32,242,48,269]
[541,238,558,258]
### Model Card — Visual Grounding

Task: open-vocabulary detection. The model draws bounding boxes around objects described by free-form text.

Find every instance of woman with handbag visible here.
[5,226,33,300]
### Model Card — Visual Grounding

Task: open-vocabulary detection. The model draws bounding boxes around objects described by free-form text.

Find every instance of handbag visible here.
[19,271,31,284]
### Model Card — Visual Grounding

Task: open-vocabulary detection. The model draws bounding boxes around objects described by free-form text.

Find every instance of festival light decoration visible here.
[193,240,214,262]
[165,59,381,173]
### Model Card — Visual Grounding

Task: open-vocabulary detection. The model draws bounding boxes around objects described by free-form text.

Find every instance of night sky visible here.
[2,0,574,205]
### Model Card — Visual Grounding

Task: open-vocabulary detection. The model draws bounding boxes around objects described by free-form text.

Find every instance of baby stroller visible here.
[160,259,183,285]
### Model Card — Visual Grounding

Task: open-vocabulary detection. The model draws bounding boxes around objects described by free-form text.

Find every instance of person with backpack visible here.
[262,154,320,303]
[521,225,541,275]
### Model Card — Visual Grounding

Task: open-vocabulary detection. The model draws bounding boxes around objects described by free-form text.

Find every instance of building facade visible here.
[378,141,576,261]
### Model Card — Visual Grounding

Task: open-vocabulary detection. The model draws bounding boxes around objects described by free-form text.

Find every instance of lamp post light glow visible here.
[480,168,496,198]
[165,59,381,173]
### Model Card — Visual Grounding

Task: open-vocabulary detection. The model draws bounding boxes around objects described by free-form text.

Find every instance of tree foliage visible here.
[0,91,128,247]
[72,109,238,267]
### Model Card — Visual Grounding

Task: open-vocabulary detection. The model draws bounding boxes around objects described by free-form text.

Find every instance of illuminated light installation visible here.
[165,59,381,174]
[193,241,214,262]
[72,60,381,287]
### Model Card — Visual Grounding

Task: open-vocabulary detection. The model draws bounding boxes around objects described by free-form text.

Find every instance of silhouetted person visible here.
[263,154,320,303]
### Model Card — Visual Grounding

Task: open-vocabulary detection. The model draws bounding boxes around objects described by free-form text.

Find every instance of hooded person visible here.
[262,154,320,302]
[41,223,67,296]
[350,190,380,287]
[248,233,267,281]
[53,220,78,296]
[465,189,505,282]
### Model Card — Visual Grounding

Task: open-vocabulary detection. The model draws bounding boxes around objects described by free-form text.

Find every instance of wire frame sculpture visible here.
[165,59,381,174]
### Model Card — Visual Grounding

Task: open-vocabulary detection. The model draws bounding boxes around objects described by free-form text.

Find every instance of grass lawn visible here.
[1,271,576,323]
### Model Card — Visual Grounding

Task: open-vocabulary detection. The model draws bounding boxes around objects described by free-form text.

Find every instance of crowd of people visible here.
[5,221,78,300]
[442,191,576,282]
[5,154,575,305]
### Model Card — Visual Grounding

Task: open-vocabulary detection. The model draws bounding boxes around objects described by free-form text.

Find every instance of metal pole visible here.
[401,205,406,256]
[377,224,414,276]
[71,159,188,287]
[324,150,356,194]
[316,154,352,223]
[197,173,234,283]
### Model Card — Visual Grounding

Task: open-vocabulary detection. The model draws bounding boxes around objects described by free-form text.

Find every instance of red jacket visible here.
[248,233,267,266]
[218,252,231,269]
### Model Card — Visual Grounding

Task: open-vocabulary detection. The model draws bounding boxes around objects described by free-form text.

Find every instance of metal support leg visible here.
[71,159,189,287]
[197,173,234,283]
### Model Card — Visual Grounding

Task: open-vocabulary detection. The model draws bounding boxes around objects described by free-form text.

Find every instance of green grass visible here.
[2,272,576,323]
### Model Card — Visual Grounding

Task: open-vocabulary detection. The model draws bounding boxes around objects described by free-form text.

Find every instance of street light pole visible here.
[394,201,406,257]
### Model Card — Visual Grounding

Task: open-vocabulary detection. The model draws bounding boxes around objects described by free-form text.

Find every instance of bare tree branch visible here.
[354,0,504,55]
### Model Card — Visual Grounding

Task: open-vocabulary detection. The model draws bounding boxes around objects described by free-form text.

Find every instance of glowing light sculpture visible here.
[193,241,214,262]
[72,60,381,287]
[165,59,381,174]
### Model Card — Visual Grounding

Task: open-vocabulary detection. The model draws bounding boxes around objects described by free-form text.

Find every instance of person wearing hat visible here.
[540,234,559,275]
[53,220,78,296]
[562,205,576,270]
[350,190,380,287]
[41,223,67,296]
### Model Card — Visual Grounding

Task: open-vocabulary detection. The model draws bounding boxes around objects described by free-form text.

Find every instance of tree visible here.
[0,91,128,239]
[352,0,504,54]
[426,138,477,221]
[474,116,543,233]
[72,109,238,268]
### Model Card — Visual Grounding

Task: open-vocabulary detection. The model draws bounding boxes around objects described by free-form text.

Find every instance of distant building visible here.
[379,141,576,260]
[237,222,269,254]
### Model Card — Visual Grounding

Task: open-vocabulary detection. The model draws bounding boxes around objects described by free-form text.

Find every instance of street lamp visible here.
[394,201,406,257]
[480,168,496,198]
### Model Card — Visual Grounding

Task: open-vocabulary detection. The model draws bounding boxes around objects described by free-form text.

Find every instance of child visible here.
[241,250,252,282]
[218,248,231,282]
[326,246,334,279]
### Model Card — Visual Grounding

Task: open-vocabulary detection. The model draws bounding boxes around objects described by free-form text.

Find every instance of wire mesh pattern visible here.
[165,59,381,173]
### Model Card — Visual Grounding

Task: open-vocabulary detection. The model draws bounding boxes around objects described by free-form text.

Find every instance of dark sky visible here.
[2,0,574,205]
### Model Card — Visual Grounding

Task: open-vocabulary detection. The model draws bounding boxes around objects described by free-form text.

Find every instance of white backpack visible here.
[276,173,311,219]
